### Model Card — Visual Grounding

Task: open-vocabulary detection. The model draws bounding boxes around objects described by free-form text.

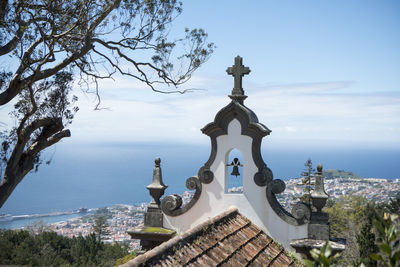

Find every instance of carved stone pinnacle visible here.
[226,55,250,102]
[146,157,167,207]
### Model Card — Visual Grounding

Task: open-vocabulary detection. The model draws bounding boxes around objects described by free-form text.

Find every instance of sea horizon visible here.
[2,174,399,230]
[1,141,399,216]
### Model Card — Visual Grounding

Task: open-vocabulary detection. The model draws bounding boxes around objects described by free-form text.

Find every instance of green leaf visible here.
[387,225,396,242]
[370,253,384,261]
[373,219,385,235]
[379,243,392,255]
[393,250,400,261]
[310,248,320,260]
[320,257,330,266]
[303,259,315,267]
[323,243,332,258]
[389,257,396,267]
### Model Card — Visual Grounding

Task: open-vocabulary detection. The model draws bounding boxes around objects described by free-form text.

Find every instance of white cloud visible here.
[68,78,400,149]
[1,75,398,149]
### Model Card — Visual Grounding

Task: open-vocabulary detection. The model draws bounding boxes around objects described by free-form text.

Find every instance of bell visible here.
[228,158,242,177]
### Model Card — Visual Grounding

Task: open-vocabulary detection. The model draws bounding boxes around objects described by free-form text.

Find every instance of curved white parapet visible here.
[163,119,307,250]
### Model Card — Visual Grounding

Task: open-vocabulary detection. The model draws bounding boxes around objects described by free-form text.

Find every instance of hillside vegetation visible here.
[323,169,360,179]
[0,231,130,266]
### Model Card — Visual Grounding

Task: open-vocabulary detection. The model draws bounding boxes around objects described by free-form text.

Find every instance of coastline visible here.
[1,177,399,231]
[0,204,146,231]
[0,212,88,230]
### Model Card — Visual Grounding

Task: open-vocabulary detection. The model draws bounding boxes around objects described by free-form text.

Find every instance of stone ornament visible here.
[291,202,311,224]
[146,157,167,208]
[161,176,202,216]
[198,166,214,184]
[160,194,182,213]
[311,164,329,212]
[226,55,250,102]
[254,166,274,186]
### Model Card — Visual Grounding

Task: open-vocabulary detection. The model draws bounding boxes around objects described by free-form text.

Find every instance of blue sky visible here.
[53,0,400,150]
[1,1,400,214]
[1,1,399,148]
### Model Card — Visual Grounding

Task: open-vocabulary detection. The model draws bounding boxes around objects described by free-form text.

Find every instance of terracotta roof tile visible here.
[121,208,302,267]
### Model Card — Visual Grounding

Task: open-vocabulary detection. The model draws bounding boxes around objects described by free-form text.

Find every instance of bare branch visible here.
[0,27,24,56]
[35,44,90,79]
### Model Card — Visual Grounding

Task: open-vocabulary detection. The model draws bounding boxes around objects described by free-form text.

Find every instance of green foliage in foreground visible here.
[304,242,341,267]
[370,213,400,267]
[304,212,399,267]
[0,230,129,266]
[308,194,400,267]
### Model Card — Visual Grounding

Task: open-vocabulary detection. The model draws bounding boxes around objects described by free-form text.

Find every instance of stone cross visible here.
[226,55,251,97]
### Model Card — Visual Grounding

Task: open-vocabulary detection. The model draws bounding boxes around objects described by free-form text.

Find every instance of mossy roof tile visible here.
[122,208,301,267]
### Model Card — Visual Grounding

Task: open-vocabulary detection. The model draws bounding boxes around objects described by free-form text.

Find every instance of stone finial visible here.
[146,157,167,208]
[307,163,330,241]
[127,157,175,251]
[226,55,250,102]
[311,163,328,212]
[291,163,345,259]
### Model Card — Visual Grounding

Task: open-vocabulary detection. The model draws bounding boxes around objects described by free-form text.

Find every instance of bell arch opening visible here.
[225,148,243,194]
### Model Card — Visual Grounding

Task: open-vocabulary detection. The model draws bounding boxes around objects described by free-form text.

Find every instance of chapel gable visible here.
[126,56,345,264]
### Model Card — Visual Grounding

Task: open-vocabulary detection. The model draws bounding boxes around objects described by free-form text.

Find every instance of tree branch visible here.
[0,28,24,56]
[27,129,70,157]
[16,84,37,141]
[7,117,62,170]
[0,0,121,106]
[0,37,43,105]
[0,0,7,23]
[0,128,70,208]
[88,0,121,33]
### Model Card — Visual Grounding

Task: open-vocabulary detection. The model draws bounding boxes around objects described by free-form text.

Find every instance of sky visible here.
[1,1,399,148]
[1,1,400,214]
[60,0,400,150]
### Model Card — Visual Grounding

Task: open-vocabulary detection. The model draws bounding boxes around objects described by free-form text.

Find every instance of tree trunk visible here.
[0,160,34,208]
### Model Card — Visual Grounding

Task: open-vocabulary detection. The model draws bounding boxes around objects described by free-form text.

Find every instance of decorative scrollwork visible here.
[161,176,202,216]
[291,202,311,224]
[186,177,198,190]
[254,166,273,186]
[160,194,183,213]
[198,166,214,184]
[266,179,308,226]
[270,179,285,194]
[254,173,265,187]
[254,172,263,185]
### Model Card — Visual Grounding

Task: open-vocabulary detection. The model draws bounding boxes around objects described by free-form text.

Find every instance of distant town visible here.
[48,191,196,251]
[5,175,400,252]
[276,176,400,210]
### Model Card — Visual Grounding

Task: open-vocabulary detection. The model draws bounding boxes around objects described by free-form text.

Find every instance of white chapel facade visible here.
[159,56,312,250]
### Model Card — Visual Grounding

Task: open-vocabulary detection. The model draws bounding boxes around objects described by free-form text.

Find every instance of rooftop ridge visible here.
[122,207,302,266]
[122,207,239,266]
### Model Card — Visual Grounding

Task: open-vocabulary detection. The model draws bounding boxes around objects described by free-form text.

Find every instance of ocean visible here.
[0,213,84,230]
[1,141,399,218]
